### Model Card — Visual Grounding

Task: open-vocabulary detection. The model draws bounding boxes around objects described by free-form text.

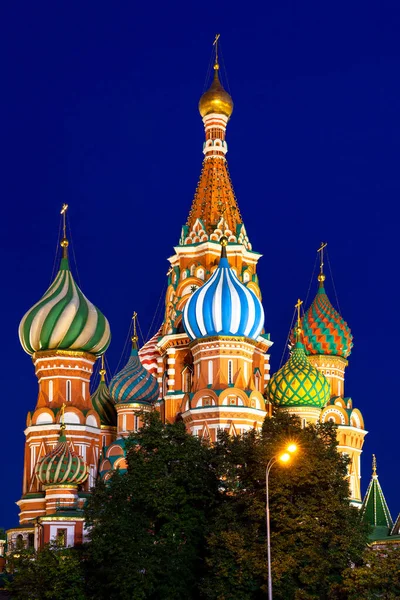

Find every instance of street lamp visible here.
[266,443,298,600]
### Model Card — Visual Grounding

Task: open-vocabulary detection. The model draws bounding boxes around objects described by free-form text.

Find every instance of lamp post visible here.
[266,443,297,600]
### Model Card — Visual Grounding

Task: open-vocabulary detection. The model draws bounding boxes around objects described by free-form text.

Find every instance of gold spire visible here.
[60,204,69,258]
[132,311,138,348]
[317,242,327,286]
[99,354,106,382]
[372,454,377,477]
[295,298,303,340]
[198,35,233,118]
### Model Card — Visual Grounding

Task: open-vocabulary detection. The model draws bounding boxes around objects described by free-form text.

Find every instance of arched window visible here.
[122,414,127,432]
[48,380,53,402]
[66,380,72,402]
[82,381,86,400]
[208,360,213,386]
[228,360,233,385]
[182,367,192,393]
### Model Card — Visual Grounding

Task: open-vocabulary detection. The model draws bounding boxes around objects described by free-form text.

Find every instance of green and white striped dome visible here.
[19,257,111,356]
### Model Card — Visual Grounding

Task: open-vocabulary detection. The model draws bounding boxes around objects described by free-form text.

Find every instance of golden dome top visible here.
[199,65,234,119]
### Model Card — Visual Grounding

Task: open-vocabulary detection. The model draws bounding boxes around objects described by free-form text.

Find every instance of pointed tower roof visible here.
[180,36,251,251]
[360,455,393,540]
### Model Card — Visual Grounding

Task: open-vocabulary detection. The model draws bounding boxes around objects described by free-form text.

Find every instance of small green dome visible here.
[267,341,330,409]
[19,256,111,356]
[91,378,117,427]
[35,427,88,486]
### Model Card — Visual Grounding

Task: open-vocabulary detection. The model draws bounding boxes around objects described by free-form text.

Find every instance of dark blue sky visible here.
[1,2,398,528]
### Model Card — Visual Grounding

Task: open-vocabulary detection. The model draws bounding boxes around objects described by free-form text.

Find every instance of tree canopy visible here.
[6,411,374,599]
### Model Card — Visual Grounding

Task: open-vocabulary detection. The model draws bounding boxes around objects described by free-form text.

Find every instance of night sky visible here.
[1,2,398,529]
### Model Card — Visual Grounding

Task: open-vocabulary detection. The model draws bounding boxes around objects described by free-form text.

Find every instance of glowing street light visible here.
[266,443,298,600]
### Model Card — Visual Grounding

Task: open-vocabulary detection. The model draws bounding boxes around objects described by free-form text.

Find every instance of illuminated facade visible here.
[8,41,367,550]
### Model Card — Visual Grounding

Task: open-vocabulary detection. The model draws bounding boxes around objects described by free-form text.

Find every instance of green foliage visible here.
[85,411,218,600]
[339,545,400,599]
[203,411,369,600]
[5,542,86,600]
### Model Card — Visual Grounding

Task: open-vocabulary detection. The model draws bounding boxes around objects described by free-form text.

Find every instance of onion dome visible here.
[267,339,330,409]
[19,214,111,356]
[183,238,264,341]
[199,64,233,119]
[300,284,353,359]
[109,316,159,405]
[91,357,117,427]
[36,424,88,486]
[267,302,330,409]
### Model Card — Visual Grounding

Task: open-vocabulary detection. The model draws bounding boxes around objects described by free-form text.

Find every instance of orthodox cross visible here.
[213,33,220,67]
[132,311,138,344]
[317,241,327,277]
[60,204,68,239]
[100,354,106,381]
[295,298,303,327]
[60,402,66,429]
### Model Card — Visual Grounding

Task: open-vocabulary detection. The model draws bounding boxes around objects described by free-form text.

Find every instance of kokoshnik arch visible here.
[6,40,367,551]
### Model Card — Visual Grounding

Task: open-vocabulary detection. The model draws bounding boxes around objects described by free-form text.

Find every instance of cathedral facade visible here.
[7,47,366,551]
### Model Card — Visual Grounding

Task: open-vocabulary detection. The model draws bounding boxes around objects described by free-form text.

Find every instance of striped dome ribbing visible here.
[91,380,117,427]
[183,256,264,341]
[35,430,88,486]
[19,257,111,356]
[109,348,159,405]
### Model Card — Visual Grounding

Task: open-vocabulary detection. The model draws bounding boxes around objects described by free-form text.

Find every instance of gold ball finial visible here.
[60,238,69,249]
[220,236,228,247]
[318,273,326,283]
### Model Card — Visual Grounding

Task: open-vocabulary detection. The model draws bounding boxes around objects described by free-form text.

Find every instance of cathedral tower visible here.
[139,37,272,431]
[9,206,111,549]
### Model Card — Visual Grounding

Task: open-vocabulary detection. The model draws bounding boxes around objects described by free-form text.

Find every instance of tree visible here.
[85,412,219,600]
[340,545,400,599]
[5,543,86,600]
[202,411,369,600]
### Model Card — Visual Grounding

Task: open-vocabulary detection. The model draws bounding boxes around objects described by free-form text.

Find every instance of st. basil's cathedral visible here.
[6,42,394,554]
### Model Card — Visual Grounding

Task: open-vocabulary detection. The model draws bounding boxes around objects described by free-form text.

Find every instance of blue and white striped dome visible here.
[183,244,264,341]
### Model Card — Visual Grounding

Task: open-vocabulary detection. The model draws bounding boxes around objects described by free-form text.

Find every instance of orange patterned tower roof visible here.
[184,158,245,239]
[179,41,251,251]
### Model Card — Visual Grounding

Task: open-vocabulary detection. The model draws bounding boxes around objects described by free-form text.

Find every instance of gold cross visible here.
[317,242,327,275]
[372,454,377,477]
[213,33,220,67]
[60,402,66,426]
[295,298,303,327]
[60,204,68,239]
[132,311,138,343]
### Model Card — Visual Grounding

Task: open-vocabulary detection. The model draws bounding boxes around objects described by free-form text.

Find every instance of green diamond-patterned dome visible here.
[267,340,330,408]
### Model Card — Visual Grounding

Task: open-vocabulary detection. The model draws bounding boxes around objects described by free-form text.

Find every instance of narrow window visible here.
[122,414,127,432]
[82,381,86,400]
[48,380,53,402]
[66,380,72,402]
[208,360,213,385]
[228,360,233,385]
[134,415,139,432]
[302,418,306,428]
